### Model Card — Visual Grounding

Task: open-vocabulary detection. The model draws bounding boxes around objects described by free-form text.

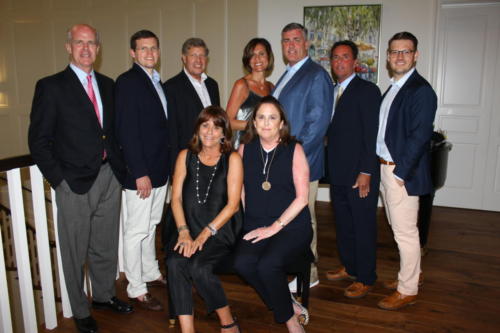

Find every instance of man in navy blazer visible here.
[273,23,334,290]
[325,41,381,299]
[115,30,169,311]
[164,38,220,167]
[29,24,132,333]
[376,32,437,310]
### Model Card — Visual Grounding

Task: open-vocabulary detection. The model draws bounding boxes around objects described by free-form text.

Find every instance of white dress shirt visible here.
[184,67,212,108]
[376,67,416,162]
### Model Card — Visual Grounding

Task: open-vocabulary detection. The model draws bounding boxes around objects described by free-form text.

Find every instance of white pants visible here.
[123,184,167,298]
[380,165,421,296]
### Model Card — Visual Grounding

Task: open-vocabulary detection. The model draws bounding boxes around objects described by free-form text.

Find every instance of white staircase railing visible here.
[0,162,127,332]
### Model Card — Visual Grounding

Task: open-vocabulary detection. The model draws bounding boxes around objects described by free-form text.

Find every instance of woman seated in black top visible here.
[234,96,312,333]
[167,106,243,333]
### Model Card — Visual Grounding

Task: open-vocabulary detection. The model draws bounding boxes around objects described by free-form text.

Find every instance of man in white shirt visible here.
[115,30,170,311]
[376,31,437,310]
[164,38,220,165]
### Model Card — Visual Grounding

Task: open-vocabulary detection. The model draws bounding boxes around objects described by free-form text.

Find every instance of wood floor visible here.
[39,203,500,333]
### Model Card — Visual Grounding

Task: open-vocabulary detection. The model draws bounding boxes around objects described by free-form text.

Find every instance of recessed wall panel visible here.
[13,20,53,106]
[445,143,476,188]
[442,15,486,106]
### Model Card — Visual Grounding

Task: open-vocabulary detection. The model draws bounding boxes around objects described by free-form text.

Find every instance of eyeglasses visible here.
[136,46,159,53]
[389,49,415,57]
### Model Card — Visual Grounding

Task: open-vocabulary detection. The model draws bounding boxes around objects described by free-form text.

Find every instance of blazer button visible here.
[102,135,106,140]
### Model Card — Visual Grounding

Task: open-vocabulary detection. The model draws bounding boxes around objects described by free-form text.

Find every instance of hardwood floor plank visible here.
[39,204,500,332]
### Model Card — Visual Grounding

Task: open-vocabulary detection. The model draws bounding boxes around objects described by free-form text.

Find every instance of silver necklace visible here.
[259,144,277,191]
[195,155,219,204]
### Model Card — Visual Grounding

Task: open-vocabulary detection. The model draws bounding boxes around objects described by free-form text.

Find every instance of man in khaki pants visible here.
[376,31,437,310]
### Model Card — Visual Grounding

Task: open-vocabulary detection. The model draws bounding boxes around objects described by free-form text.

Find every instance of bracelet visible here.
[177,225,189,233]
[275,220,285,228]
[207,224,217,236]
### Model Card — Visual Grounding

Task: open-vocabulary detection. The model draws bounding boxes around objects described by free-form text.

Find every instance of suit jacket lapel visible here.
[64,66,102,130]
[279,58,312,97]
[386,70,418,128]
[132,64,167,122]
[181,71,204,110]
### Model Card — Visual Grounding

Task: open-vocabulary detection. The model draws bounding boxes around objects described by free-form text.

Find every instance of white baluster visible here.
[7,168,37,332]
[29,166,57,329]
[0,212,13,333]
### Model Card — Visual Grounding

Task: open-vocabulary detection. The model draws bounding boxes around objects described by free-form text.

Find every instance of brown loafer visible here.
[146,277,167,288]
[130,293,163,311]
[326,266,355,281]
[383,273,424,290]
[378,291,417,310]
[344,282,372,298]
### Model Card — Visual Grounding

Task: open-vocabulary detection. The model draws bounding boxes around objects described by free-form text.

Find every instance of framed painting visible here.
[304,5,382,84]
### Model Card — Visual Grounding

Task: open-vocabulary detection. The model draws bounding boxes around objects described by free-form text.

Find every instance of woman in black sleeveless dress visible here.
[167,106,243,333]
[233,96,312,333]
[226,38,274,149]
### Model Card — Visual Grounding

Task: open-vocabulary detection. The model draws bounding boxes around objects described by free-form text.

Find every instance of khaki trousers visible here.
[380,165,421,295]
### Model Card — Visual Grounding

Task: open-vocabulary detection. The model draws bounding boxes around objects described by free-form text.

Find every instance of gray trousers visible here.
[55,163,122,319]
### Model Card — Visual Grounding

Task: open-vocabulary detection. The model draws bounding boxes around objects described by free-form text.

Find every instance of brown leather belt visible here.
[379,158,395,165]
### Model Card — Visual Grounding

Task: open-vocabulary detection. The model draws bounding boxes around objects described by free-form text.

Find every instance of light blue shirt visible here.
[70,63,103,125]
[376,67,416,162]
[138,64,168,119]
[331,73,356,121]
[273,56,310,99]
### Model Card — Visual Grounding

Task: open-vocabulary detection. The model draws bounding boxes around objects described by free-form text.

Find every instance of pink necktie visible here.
[87,74,106,159]
[86,74,101,126]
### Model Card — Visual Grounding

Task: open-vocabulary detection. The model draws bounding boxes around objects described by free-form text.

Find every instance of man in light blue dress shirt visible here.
[115,30,170,311]
[273,22,334,291]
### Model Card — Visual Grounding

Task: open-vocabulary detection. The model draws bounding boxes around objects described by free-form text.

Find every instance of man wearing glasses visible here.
[115,30,170,311]
[376,32,437,310]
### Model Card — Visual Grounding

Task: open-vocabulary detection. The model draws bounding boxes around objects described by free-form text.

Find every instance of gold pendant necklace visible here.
[259,143,278,191]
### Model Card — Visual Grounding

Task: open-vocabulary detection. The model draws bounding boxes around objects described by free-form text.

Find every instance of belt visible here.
[379,158,395,165]
[102,158,108,165]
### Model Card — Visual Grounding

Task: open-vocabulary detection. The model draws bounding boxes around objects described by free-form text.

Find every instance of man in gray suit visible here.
[273,22,334,291]
[28,24,132,333]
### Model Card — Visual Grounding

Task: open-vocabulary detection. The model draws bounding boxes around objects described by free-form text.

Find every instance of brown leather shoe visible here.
[344,282,372,298]
[378,291,417,310]
[326,267,355,281]
[383,273,424,290]
[130,293,163,311]
[146,276,167,288]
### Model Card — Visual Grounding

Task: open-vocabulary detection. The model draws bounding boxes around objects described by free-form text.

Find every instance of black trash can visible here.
[418,131,452,248]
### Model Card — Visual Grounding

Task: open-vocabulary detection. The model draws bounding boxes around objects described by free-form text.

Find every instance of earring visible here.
[220,137,225,144]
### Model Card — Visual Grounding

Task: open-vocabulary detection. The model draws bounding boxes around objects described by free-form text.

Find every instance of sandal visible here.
[221,317,241,332]
[291,294,309,326]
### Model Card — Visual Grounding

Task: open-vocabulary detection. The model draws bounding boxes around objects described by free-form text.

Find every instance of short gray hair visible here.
[181,37,209,56]
[281,22,308,40]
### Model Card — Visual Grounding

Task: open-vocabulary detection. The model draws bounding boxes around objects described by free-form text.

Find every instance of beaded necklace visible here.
[195,155,220,204]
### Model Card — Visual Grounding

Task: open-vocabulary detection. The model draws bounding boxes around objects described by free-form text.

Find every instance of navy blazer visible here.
[28,66,125,194]
[383,70,437,196]
[275,58,334,181]
[115,63,170,190]
[164,70,220,168]
[327,76,381,186]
